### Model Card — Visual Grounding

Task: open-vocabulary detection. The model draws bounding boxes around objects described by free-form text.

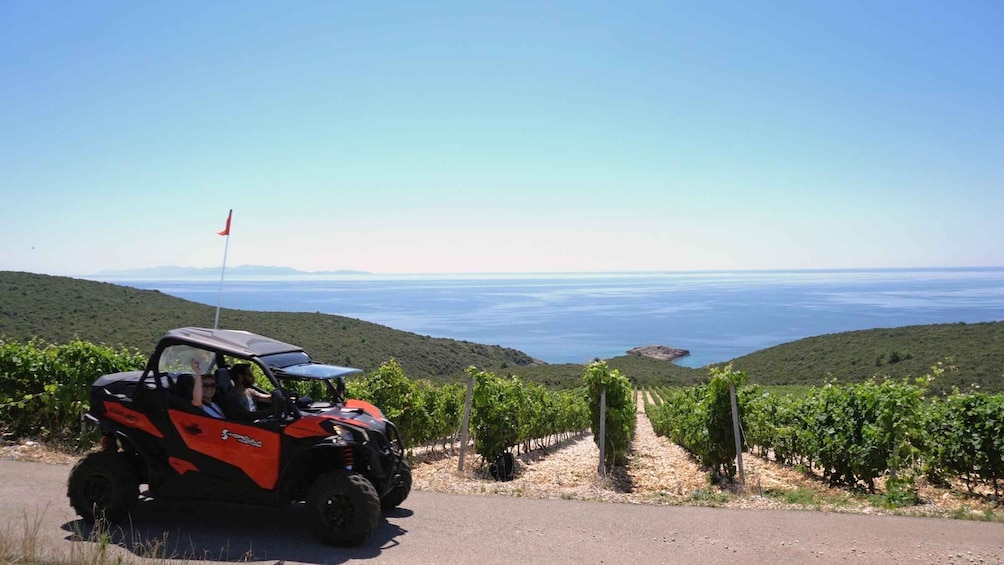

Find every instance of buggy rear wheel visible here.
[380,461,412,510]
[67,451,139,523]
[306,470,380,546]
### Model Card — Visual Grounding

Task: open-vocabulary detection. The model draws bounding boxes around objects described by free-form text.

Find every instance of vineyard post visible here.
[598,385,606,476]
[729,382,746,488]
[457,373,474,473]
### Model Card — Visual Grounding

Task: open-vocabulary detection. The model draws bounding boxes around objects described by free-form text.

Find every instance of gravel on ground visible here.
[410,394,1003,521]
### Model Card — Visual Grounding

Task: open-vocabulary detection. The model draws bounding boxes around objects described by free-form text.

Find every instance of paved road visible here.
[2,459,1002,564]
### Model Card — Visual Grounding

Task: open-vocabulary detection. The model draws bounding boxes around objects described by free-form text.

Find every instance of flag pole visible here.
[214,209,232,329]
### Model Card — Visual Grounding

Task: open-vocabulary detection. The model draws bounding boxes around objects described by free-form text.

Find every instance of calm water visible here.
[103,269,1004,367]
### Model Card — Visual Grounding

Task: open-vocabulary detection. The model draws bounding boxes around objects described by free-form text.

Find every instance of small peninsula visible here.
[627,345,690,362]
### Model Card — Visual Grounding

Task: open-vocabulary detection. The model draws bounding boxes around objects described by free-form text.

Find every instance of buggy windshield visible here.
[276,363,363,380]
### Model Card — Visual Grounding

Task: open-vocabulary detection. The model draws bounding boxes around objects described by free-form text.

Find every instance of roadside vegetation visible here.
[0,511,206,565]
[646,363,1004,511]
[2,343,1002,564]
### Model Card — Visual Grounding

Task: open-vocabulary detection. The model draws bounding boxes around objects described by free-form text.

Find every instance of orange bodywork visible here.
[344,399,384,420]
[168,410,280,489]
[168,456,198,475]
[283,410,380,440]
[283,414,333,439]
[103,402,165,438]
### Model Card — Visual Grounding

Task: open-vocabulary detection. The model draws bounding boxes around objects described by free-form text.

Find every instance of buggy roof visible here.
[161,327,305,358]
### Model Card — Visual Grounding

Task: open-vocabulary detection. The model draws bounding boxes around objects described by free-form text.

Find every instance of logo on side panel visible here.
[221,429,263,448]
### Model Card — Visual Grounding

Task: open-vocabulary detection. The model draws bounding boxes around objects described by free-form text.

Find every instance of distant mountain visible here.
[90,265,371,278]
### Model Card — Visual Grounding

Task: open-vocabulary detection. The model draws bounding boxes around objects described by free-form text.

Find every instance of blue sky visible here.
[2,1,1001,275]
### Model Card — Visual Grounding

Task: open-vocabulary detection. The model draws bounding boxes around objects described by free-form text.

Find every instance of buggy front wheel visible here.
[306,470,380,546]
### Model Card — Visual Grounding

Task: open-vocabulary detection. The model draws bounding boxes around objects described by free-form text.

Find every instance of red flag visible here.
[218,210,232,236]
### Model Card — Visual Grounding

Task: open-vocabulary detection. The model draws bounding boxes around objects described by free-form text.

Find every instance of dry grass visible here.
[0,507,178,565]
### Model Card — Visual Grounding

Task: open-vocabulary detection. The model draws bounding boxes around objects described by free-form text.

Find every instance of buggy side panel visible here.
[169,456,199,475]
[168,410,281,489]
[101,402,164,438]
[283,415,333,439]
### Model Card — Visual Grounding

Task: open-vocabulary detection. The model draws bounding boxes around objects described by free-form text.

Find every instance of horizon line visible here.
[73,264,1004,279]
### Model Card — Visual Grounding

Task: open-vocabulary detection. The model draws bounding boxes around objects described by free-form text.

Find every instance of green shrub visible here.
[647,364,749,481]
[350,359,431,448]
[924,391,1004,494]
[0,338,145,443]
[802,377,928,491]
[469,367,525,460]
[583,361,635,467]
[468,366,589,464]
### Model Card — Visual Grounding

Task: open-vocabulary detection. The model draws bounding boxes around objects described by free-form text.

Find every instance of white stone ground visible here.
[410,393,1004,520]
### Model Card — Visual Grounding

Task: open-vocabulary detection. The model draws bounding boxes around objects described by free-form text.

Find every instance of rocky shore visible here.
[626,345,690,361]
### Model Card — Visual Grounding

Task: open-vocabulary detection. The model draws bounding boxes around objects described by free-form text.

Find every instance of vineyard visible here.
[0,340,627,473]
[2,338,1003,520]
[648,364,1003,499]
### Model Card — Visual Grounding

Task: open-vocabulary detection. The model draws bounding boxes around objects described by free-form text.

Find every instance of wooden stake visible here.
[457,373,474,473]
[598,385,607,476]
[730,382,746,488]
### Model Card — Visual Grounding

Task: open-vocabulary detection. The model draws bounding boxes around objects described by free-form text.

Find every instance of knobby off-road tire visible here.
[489,451,516,481]
[67,451,139,523]
[307,470,380,547]
[380,461,412,510]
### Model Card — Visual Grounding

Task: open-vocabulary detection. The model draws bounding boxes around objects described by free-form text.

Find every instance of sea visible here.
[98,268,1004,368]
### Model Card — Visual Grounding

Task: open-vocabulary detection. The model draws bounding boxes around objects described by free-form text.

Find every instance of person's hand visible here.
[189,359,200,374]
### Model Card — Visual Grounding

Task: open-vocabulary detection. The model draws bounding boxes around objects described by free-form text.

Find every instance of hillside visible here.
[724,322,1004,393]
[507,356,705,389]
[506,321,1004,392]
[3,271,1003,392]
[0,271,536,381]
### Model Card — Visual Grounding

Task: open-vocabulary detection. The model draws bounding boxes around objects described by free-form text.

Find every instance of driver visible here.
[224,363,273,421]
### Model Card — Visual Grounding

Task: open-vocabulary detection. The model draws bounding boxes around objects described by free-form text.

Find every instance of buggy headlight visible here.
[323,422,368,443]
[340,424,368,443]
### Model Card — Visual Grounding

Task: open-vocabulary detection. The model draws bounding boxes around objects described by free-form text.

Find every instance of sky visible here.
[1,1,1002,276]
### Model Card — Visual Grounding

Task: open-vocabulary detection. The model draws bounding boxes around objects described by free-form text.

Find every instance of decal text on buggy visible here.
[221,429,263,448]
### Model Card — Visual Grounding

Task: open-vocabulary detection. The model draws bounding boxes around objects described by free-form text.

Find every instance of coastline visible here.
[91,269,1004,368]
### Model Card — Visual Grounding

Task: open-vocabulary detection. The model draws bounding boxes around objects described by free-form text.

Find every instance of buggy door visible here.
[167,411,282,489]
[160,344,282,490]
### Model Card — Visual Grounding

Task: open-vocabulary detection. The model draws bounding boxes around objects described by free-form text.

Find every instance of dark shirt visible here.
[224,387,267,421]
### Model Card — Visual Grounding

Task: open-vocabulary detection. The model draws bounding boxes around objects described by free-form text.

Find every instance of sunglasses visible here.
[202,383,217,389]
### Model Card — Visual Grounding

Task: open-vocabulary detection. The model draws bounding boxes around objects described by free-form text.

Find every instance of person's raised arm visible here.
[189,359,204,407]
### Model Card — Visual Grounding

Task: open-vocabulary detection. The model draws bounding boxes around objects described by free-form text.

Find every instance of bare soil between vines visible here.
[3,396,1001,522]
[408,396,1003,521]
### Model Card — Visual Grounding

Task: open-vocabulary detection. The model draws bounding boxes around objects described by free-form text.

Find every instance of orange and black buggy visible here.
[67,327,410,546]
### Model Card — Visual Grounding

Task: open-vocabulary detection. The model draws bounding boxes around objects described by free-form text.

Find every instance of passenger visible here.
[189,360,225,419]
[224,363,272,421]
